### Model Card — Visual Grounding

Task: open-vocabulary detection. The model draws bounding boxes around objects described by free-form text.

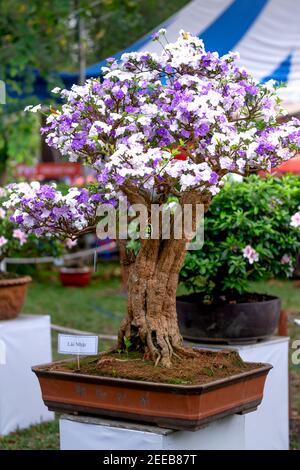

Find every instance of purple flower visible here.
[53,206,69,218]
[245,84,258,96]
[76,189,90,204]
[209,172,218,185]
[38,185,56,200]
[196,122,210,137]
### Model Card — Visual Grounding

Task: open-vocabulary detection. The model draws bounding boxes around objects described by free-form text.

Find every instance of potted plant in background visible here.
[0,186,33,320]
[57,237,92,287]
[0,186,63,320]
[6,31,300,429]
[178,174,300,343]
[59,263,91,287]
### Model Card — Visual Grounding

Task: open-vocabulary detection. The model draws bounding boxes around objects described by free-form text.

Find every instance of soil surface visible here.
[180,292,275,305]
[49,349,261,385]
[0,272,24,280]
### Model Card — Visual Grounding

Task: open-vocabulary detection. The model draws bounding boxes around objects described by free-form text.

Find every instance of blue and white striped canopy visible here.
[84,0,300,106]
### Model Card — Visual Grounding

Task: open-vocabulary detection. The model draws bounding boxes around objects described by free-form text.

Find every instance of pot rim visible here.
[59,267,91,274]
[176,293,280,308]
[32,356,272,394]
[0,275,32,287]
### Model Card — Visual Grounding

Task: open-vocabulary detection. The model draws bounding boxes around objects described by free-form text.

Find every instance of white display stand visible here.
[0,314,54,436]
[192,336,289,450]
[60,414,246,450]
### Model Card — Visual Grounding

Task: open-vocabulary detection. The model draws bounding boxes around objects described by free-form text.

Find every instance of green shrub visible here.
[179,175,300,302]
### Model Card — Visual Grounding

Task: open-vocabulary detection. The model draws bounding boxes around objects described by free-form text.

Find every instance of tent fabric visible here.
[77,0,300,105]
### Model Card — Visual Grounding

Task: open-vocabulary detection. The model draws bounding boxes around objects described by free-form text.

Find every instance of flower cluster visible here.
[5,182,104,239]
[0,187,63,262]
[9,30,300,236]
[0,188,28,259]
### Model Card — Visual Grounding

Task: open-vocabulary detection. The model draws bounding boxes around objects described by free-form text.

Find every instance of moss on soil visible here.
[49,349,260,385]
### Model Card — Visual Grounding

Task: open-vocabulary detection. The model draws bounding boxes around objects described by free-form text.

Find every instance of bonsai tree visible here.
[6,31,300,366]
[180,174,300,302]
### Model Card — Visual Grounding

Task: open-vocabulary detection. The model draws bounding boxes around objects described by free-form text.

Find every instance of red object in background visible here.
[273,156,300,175]
[16,163,82,184]
[174,151,187,161]
[59,267,91,288]
[259,155,300,177]
[173,146,188,161]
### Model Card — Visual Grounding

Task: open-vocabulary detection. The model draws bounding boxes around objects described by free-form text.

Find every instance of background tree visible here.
[0,0,189,182]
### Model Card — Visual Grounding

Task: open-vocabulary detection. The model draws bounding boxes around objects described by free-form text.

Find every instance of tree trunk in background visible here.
[0,166,7,186]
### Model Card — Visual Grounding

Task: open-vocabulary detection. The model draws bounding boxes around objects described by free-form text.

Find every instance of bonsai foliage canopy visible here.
[0,187,62,264]
[6,30,300,366]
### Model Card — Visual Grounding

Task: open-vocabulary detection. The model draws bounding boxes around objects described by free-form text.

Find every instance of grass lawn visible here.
[0,266,299,450]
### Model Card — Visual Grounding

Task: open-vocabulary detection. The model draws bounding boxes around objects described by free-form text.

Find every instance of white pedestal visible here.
[60,414,246,450]
[192,336,289,450]
[0,314,54,435]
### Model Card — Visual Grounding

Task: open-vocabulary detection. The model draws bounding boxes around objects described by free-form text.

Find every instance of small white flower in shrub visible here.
[281,254,291,264]
[291,212,300,228]
[0,236,8,248]
[65,238,77,249]
[243,245,259,264]
[280,254,293,277]
[13,229,27,246]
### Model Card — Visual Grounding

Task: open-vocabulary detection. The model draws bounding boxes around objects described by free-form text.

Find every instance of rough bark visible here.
[117,237,187,367]
[114,186,211,367]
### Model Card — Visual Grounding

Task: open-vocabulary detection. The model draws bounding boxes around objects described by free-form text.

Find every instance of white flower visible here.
[24,104,41,113]
[0,236,8,248]
[180,173,196,190]
[243,245,259,264]
[31,181,40,190]
[281,254,291,265]
[65,238,77,249]
[0,208,6,218]
[264,79,276,92]
[13,229,27,246]
[51,87,61,94]
[291,212,300,228]
[220,156,233,170]
[236,158,246,173]
[89,121,112,138]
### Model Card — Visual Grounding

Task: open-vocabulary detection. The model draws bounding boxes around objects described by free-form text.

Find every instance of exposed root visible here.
[154,354,161,367]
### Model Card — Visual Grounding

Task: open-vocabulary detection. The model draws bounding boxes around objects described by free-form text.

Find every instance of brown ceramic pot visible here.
[32,358,272,431]
[0,275,32,320]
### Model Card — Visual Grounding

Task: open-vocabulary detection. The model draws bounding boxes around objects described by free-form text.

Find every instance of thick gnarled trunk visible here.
[116,188,210,367]
[118,237,187,367]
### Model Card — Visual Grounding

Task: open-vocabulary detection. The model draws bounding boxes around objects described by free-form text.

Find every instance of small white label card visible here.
[58,334,98,356]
